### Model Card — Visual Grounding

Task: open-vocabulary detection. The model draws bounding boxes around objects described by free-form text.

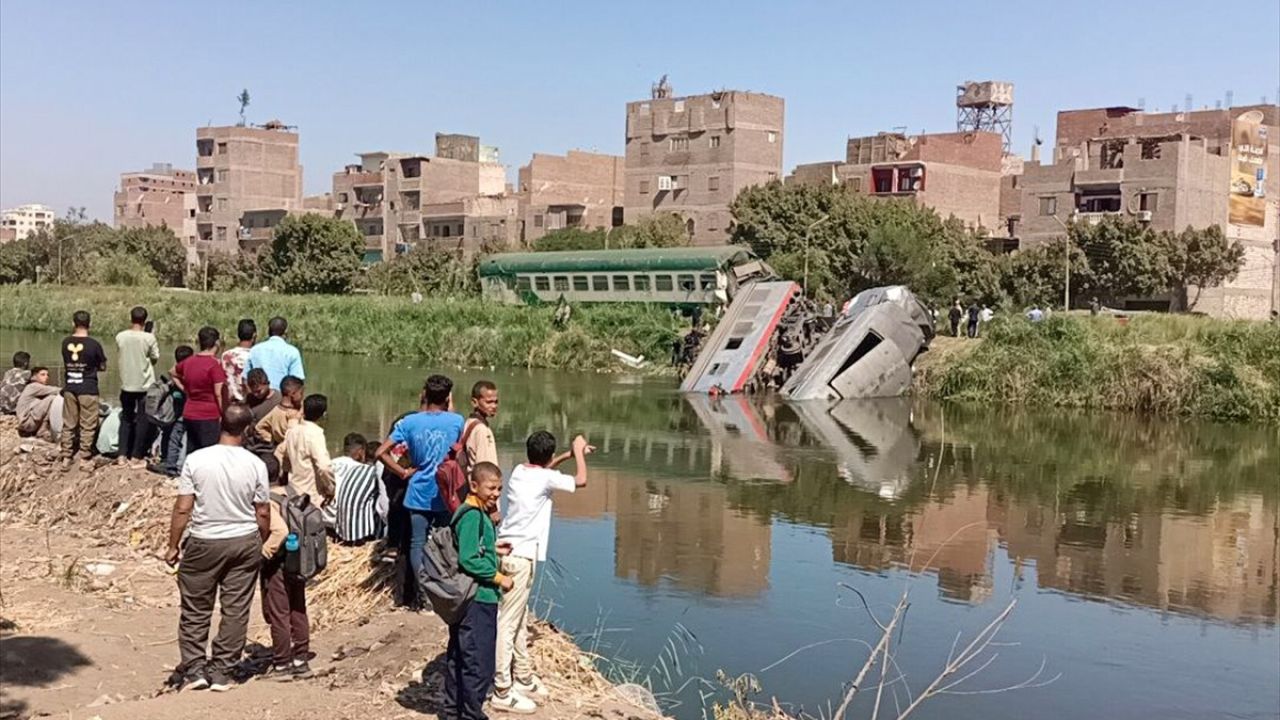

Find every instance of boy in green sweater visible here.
[445,461,512,720]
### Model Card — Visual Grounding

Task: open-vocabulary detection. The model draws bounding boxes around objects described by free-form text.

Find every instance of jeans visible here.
[444,600,498,720]
[185,418,221,452]
[118,390,155,460]
[162,420,187,476]
[403,508,446,608]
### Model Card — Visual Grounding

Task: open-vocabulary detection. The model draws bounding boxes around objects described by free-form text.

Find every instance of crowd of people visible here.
[2,307,593,720]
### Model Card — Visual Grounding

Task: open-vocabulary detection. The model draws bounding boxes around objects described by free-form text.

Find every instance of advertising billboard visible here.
[1228,110,1268,227]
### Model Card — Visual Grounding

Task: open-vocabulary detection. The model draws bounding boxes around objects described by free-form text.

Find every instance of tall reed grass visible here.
[0,286,684,371]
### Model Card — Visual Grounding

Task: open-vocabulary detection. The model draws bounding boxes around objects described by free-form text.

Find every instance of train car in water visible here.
[478,246,772,306]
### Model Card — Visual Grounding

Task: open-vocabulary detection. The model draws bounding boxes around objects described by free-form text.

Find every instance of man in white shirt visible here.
[491,431,592,712]
[165,404,270,693]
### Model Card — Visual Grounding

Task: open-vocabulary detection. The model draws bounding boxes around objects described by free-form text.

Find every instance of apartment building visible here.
[332,135,510,260]
[1018,104,1279,319]
[624,84,784,245]
[194,121,303,254]
[516,150,624,245]
[791,130,1006,231]
[0,203,56,241]
[114,163,195,243]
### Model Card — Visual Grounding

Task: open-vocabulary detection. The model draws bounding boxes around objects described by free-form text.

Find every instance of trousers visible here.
[260,557,309,663]
[60,392,98,460]
[494,556,536,690]
[177,533,261,675]
[444,600,498,720]
[118,390,155,460]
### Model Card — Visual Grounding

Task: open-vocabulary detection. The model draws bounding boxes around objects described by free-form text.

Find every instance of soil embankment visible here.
[0,419,660,720]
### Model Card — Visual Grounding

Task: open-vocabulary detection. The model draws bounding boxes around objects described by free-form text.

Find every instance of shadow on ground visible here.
[0,632,93,718]
[395,651,448,715]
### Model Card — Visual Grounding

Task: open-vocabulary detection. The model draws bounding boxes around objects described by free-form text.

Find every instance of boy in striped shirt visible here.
[331,433,386,543]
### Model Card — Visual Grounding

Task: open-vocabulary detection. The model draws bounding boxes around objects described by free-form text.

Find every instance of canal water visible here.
[5,328,1278,720]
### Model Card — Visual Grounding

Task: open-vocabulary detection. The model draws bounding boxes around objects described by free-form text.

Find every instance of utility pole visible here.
[802,214,830,296]
[1050,212,1073,311]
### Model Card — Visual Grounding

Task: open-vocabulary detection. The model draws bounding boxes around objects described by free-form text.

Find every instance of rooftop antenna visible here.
[1030,125,1043,163]
[236,88,251,127]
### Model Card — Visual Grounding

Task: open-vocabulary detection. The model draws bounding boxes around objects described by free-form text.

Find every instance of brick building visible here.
[113,163,196,241]
[1017,104,1279,319]
[332,135,512,261]
[516,150,624,245]
[194,121,303,254]
[791,130,1006,231]
[624,83,784,245]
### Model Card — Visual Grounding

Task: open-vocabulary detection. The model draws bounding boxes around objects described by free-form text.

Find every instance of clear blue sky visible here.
[3,0,1278,221]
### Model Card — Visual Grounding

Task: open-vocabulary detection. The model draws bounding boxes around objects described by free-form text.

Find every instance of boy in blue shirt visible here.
[375,374,464,608]
[444,461,512,720]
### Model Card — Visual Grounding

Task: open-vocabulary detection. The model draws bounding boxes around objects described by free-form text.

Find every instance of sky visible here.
[2,0,1278,221]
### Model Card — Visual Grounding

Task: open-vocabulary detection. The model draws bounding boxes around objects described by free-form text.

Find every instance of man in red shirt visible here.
[173,326,227,452]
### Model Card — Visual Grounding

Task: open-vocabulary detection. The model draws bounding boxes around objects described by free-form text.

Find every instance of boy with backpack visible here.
[491,431,592,712]
[259,451,315,680]
[438,461,512,720]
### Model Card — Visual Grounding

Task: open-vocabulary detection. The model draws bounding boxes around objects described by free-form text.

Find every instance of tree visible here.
[608,213,690,248]
[109,225,187,286]
[1070,216,1170,303]
[532,228,607,252]
[1162,225,1245,310]
[261,214,363,294]
[362,245,475,296]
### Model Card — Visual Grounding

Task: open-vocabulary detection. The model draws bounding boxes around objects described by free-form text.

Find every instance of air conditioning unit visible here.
[657,176,673,191]
[335,202,345,210]
[1137,210,1153,222]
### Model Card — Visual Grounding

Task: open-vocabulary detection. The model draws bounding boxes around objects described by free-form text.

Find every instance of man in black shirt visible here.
[948,300,963,337]
[60,310,107,466]
[966,302,981,339]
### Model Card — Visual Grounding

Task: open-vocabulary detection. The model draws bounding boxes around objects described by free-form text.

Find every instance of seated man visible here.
[331,433,385,543]
[16,366,63,441]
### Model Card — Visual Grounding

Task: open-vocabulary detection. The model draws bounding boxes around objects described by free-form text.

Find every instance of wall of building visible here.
[194,125,302,254]
[517,150,624,244]
[114,165,195,234]
[1,203,56,241]
[624,90,784,245]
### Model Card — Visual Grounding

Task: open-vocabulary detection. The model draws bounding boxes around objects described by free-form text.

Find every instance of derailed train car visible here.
[781,286,935,401]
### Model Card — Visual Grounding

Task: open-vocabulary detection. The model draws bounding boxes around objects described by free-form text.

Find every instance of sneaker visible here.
[490,689,537,714]
[514,675,550,700]
[170,668,209,691]
[290,660,314,679]
[262,663,295,681]
[207,670,233,692]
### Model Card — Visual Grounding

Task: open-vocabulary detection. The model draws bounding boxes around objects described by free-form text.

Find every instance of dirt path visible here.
[0,422,658,720]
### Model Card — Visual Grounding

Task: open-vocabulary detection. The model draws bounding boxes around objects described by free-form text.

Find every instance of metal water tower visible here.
[956,81,1014,153]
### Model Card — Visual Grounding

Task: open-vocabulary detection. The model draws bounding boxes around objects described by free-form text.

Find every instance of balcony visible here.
[1074,211,1122,226]
[1073,168,1124,187]
[346,171,383,187]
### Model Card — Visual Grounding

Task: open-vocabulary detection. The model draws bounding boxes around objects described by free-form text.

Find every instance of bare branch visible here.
[832,589,909,718]
[838,582,889,631]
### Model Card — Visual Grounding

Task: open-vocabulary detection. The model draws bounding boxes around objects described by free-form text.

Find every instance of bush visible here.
[261,215,363,294]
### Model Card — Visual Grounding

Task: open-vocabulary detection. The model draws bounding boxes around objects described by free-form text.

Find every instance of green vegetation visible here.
[261,214,364,294]
[730,182,1245,311]
[0,285,684,371]
[915,313,1280,422]
[532,213,690,252]
[0,212,186,287]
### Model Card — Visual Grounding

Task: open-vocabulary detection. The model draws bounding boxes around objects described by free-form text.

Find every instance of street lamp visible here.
[802,214,830,296]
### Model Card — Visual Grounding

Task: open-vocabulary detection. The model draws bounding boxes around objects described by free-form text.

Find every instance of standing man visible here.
[247,317,304,391]
[60,311,107,468]
[948,300,963,338]
[116,306,160,469]
[281,394,335,510]
[374,374,464,609]
[174,327,227,453]
[966,301,981,339]
[221,319,256,403]
[464,381,500,477]
[165,404,270,692]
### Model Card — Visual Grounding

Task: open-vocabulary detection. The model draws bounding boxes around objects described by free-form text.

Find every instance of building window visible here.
[655,274,674,291]
[215,226,227,243]
[217,142,228,155]
[1039,196,1057,216]
[592,275,608,291]
[639,102,650,114]
[767,131,777,143]
[217,197,228,210]
[516,276,532,292]
[216,169,229,182]
[456,224,464,236]
[534,214,543,228]
[872,168,894,193]
[612,275,630,291]
[699,274,717,290]
[639,180,650,195]
[553,276,569,292]
[669,136,689,151]
[709,135,721,148]
[1139,192,1158,213]
[849,176,863,193]
[898,166,924,192]
[708,176,720,192]
[535,276,551,291]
